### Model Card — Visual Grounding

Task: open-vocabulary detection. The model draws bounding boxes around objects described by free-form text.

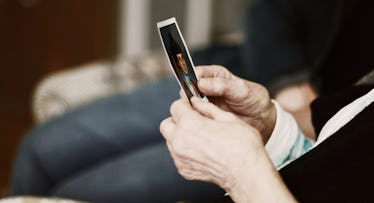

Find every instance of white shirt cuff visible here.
[265,100,312,168]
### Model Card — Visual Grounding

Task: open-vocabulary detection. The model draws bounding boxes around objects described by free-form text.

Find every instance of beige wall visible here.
[118,0,250,58]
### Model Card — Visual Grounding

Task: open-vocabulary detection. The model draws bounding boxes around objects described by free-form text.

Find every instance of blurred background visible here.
[0,0,249,196]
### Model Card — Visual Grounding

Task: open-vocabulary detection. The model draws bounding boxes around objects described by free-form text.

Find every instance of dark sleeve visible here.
[279,87,374,202]
[240,0,310,94]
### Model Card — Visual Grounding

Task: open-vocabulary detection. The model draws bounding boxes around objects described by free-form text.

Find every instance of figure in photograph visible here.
[168,31,202,99]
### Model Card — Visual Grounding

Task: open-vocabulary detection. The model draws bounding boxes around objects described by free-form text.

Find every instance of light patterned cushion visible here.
[32,51,171,123]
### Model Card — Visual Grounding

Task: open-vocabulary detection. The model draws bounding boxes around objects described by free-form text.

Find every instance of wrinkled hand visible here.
[160,97,264,191]
[194,65,276,143]
[160,97,296,203]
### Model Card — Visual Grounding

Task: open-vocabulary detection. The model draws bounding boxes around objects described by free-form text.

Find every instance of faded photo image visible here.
[159,23,204,99]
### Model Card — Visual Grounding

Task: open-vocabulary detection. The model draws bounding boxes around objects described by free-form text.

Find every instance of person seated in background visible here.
[161,66,373,202]
[10,0,373,202]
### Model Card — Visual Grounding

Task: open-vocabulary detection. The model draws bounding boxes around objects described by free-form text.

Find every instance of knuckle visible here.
[159,118,168,130]
[170,100,179,114]
[213,65,227,71]
[217,65,231,76]
[237,79,247,90]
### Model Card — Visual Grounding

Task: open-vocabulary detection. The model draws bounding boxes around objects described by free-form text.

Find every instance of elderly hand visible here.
[194,65,276,143]
[160,97,296,203]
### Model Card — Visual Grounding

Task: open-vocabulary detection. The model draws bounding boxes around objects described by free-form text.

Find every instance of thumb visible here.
[190,96,235,121]
[198,77,247,101]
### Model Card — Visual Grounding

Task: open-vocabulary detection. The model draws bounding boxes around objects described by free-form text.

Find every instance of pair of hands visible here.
[160,65,296,202]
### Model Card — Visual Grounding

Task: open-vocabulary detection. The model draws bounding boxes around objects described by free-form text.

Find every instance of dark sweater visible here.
[280,85,374,202]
